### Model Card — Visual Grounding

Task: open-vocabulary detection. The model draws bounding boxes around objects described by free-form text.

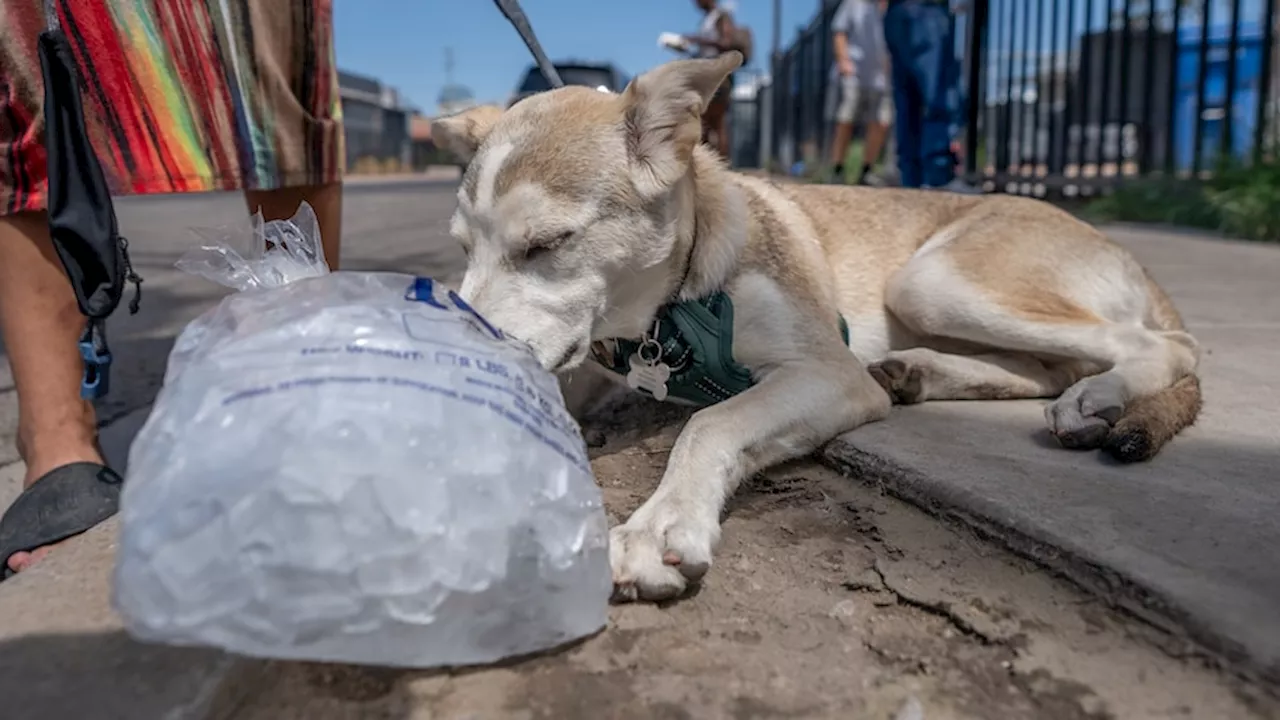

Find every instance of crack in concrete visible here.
[867,559,997,646]
[839,500,1121,719]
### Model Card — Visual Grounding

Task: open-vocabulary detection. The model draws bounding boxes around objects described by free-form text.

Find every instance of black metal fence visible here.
[755,0,1279,196]
[761,2,840,174]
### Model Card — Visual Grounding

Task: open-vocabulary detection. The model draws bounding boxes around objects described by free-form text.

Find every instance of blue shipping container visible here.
[1173,20,1265,171]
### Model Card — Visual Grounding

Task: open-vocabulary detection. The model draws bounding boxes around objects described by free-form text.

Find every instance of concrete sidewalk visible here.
[823,225,1280,682]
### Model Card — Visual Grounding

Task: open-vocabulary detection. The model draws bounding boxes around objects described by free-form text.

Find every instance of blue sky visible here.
[333,0,1269,113]
[333,1,818,112]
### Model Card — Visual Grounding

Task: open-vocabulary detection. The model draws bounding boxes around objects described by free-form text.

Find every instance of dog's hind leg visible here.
[609,357,890,602]
[883,234,1201,462]
[869,347,1091,404]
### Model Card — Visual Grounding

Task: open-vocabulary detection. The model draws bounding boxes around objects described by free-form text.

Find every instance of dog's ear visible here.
[431,105,505,163]
[621,51,742,196]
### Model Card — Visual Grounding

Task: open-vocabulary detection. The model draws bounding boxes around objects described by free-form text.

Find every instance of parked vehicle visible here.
[508,61,629,108]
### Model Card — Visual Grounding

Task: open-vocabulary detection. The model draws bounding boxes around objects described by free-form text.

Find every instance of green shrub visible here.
[1084,158,1280,243]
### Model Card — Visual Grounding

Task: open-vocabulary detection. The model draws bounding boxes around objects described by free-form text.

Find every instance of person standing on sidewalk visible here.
[680,0,740,161]
[825,0,893,186]
[0,0,345,577]
[881,0,979,192]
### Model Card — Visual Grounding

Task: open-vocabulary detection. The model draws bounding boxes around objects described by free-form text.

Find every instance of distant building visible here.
[408,113,447,170]
[437,83,477,116]
[337,69,482,173]
[338,70,415,173]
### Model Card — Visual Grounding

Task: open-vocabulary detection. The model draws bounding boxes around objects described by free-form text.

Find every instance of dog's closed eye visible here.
[524,230,575,261]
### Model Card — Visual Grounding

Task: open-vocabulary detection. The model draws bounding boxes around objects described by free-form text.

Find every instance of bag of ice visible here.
[112,203,610,668]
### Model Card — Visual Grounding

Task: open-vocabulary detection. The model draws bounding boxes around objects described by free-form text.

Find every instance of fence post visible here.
[1256,0,1278,162]
[1192,0,1214,176]
[1138,0,1159,174]
[794,32,806,168]
[1163,0,1184,174]
[778,49,794,171]
[818,4,834,167]
[759,78,774,170]
[1222,0,1244,161]
[965,0,989,179]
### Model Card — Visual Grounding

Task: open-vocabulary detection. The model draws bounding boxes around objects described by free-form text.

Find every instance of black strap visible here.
[38,19,143,400]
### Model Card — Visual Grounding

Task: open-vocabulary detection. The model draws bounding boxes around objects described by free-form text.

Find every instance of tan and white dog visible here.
[431,51,1202,603]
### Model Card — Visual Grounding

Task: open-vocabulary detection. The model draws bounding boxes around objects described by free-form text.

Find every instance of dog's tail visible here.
[1103,374,1202,463]
[1103,273,1203,463]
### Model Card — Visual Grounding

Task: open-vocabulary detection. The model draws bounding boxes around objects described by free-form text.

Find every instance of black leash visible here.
[491,0,563,89]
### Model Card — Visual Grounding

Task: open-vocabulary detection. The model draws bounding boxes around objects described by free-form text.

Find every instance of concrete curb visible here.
[817,438,1193,629]
[816,432,1271,687]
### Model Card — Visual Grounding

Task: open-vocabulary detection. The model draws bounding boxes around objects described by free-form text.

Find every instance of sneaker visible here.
[926,178,983,195]
[863,167,902,187]
[859,171,890,187]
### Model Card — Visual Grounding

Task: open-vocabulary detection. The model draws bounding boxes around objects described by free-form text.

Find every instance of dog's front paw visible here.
[609,511,716,603]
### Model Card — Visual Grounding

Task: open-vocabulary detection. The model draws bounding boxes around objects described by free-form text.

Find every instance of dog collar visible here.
[591,292,851,407]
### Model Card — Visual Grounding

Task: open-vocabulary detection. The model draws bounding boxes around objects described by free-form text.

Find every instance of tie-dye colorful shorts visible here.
[0,0,345,216]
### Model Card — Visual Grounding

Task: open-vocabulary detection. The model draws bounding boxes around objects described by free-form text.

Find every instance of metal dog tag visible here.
[626,344,671,402]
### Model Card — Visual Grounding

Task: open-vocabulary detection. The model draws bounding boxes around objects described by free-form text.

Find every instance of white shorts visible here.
[827,75,893,126]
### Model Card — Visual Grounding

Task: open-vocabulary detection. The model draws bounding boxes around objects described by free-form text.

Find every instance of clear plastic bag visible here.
[174,202,329,292]
[113,203,610,668]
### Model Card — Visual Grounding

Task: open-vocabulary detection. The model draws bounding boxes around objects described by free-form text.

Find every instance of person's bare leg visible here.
[829,121,854,179]
[864,120,889,169]
[0,211,103,573]
[244,182,343,270]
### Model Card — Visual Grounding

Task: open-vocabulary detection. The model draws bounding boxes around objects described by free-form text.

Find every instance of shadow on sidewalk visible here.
[0,629,236,720]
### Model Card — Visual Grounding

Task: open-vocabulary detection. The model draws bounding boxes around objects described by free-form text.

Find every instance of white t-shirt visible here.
[831,0,889,90]
[696,7,727,58]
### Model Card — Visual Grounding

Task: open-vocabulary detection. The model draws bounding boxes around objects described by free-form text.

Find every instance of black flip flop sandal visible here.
[0,462,123,580]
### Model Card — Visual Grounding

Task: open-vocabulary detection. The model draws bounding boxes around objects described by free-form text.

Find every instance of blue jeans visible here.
[882,0,960,188]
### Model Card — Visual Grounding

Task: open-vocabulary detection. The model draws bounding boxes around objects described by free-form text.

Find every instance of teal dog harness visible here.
[591,292,851,407]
